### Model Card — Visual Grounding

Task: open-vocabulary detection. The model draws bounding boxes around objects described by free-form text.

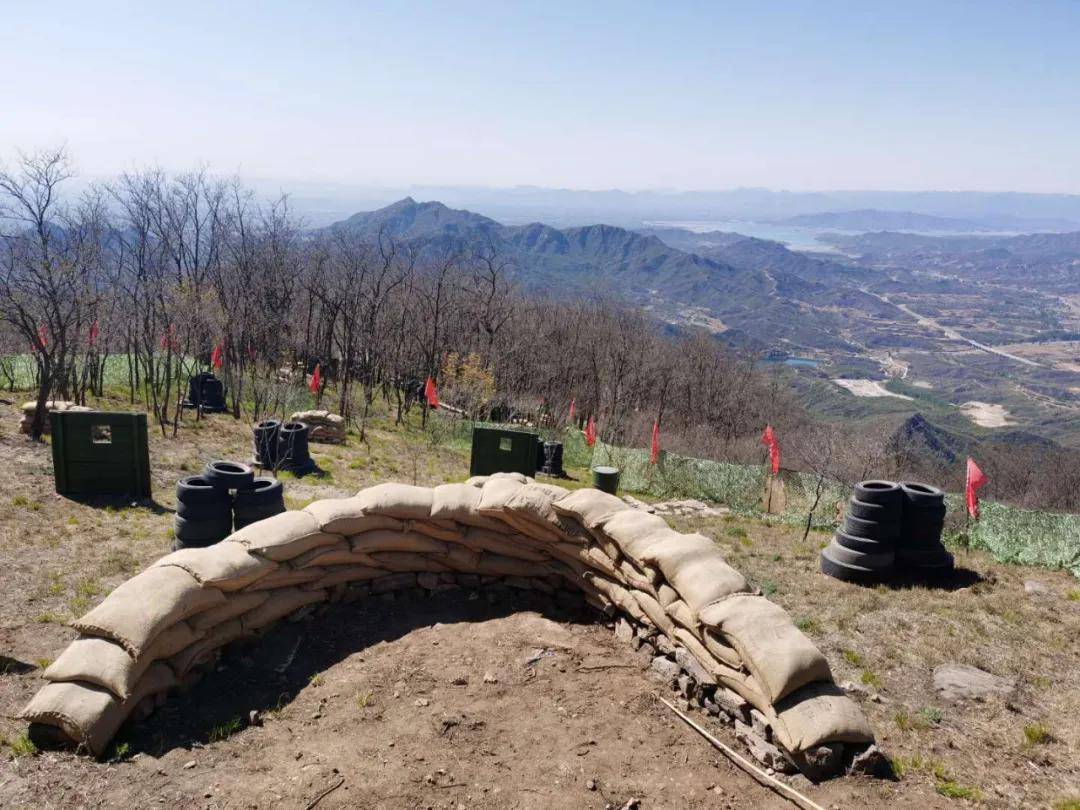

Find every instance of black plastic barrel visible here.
[592,465,620,494]
[279,421,315,474]
[542,441,565,477]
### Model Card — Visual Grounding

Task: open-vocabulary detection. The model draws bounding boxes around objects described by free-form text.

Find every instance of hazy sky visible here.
[3,1,1080,193]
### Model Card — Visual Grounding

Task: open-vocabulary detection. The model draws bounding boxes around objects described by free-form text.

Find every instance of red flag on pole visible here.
[36,325,48,349]
[650,420,661,464]
[965,457,988,519]
[88,320,99,349]
[424,376,439,408]
[761,424,780,475]
[211,342,224,370]
[584,415,597,448]
[309,363,321,394]
[568,398,576,422]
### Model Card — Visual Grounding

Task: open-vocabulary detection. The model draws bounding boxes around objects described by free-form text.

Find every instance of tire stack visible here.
[173,461,286,549]
[897,482,953,578]
[253,420,281,468]
[277,421,315,475]
[820,480,901,584]
[174,475,233,549]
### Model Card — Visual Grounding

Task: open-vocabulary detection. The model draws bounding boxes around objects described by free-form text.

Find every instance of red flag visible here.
[36,325,48,349]
[568,398,576,422]
[210,342,224,370]
[761,424,780,475]
[650,420,661,464]
[88,320,99,349]
[309,363,322,394]
[584,415,597,448]
[966,457,988,519]
[424,376,439,408]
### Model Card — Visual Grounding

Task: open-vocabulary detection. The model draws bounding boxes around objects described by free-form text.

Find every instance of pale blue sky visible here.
[2,1,1079,192]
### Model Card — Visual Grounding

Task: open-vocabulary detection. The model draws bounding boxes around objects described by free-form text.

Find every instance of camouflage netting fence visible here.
[22,478,874,778]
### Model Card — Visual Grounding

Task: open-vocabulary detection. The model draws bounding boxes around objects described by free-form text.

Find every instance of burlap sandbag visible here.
[352,482,434,520]
[582,573,648,623]
[670,628,722,685]
[701,629,745,671]
[44,637,152,700]
[408,519,464,541]
[350,530,448,555]
[502,483,571,540]
[245,566,327,590]
[229,511,341,562]
[189,591,269,633]
[440,545,482,573]
[303,565,386,590]
[474,552,548,578]
[698,594,832,704]
[636,532,715,579]
[632,590,677,636]
[169,618,249,677]
[21,663,176,758]
[241,587,327,631]
[664,598,700,633]
[363,551,453,573]
[142,620,203,659]
[459,528,551,562]
[552,488,629,531]
[476,477,526,517]
[660,548,749,614]
[72,567,225,658]
[657,583,679,608]
[769,681,875,752]
[290,539,351,567]
[584,545,622,580]
[430,482,515,532]
[304,497,406,535]
[464,475,489,487]
[618,559,657,596]
[595,510,672,564]
[153,544,278,591]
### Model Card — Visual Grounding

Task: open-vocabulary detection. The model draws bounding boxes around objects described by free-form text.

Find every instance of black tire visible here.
[835,530,893,554]
[853,480,901,507]
[203,460,255,492]
[176,500,231,521]
[842,514,900,541]
[233,477,283,508]
[899,481,945,508]
[174,514,232,544]
[820,546,888,584]
[824,541,894,570]
[253,420,281,466]
[176,476,229,506]
[847,497,900,522]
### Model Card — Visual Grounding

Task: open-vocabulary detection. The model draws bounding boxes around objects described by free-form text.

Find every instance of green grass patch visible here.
[1023,723,1052,745]
[208,716,244,743]
[841,649,865,668]
[8,733,38,757]
[794,617,820,634]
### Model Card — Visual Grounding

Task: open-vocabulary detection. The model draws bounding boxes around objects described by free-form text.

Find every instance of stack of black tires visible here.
[820,480,953,584]
[251,419,315,475]
[173,460,286,549]
[183,372,228,413]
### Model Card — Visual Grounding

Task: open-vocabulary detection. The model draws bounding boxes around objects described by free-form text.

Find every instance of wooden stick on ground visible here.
[658,697,828,810]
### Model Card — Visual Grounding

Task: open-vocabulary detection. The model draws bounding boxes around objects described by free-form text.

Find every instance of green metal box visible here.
[51,411,151,498]
[469,426,540,477]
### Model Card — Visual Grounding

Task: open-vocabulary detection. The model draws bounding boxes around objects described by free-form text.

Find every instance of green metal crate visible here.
[469,426,540,477]
[51,411,151,498]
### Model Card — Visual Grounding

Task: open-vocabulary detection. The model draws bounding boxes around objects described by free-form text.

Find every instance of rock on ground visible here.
[933,663,1014,702]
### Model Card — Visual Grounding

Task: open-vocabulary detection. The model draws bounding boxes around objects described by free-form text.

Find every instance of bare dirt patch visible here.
[959,401,1013,428]
[832,379,914,400]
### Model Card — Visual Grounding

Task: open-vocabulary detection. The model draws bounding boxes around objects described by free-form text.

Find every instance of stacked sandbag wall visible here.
[19,400,91,434]
[21,475,874,776]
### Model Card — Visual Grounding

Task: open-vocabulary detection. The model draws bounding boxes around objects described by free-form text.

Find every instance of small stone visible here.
[586,779,597,791]
[735,721,795,773]
[451,676,468,686]
[483,672,498,684]
[1024,580,1049,595]
[677,674,694,698]
[414,698,430,707]
[248,710,262,726]
[749,708,771,740]
[182,760,196,769]
[649,656,681,683]
[675,647,715,686]
[849,744,893,778]
[654,634,677,656]
[713,687,750,722]
[839,680,871,697]
[869,693,883,703]
[702,697,721,716]
[614,618,635,644]
[933,663,1014,702]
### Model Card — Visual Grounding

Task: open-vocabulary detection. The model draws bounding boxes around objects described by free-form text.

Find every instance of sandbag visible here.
[350,530,448,555]
[169,618,249,677]
[408,519,464,542]
[584,545,622,579]
[502,483,570,540]
[476,477,526,515]
[244,566,327,590]
[370,572,418,592]
[142,620,203,660]
[598,510,675,564]
[636,532,716,579]
[552,488,629,530]
[699,594,832,704]
[582,573,648,623]
[464,475,489,487]
[303,565,386,590]
[290,538,351,567]
[632,590,677,636]
[661,549,749,614]
[670,628,721,685]
[459,528,551,562]
[430,482,515,531]
[44,637,152,700]
[21,663,176,758]
[770,681,875,752]
[618,559,657,596]
[189,592,269,633]
[701,629,745,671]
[304,497,406,535]
[474,552,548,578]
[228,511,341,562]
[153,543,277,591]
[657,583,680,609]
[352,482,433,520]
[241,587,327,630]
[440,545,482,573]
[664,598,700,633]
[363,551,453,573]
[71,567,225,658]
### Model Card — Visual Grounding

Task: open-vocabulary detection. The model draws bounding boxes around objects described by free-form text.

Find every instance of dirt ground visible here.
[1,396,1079,808]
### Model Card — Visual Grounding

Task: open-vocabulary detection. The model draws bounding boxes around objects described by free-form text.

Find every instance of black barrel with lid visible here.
[592,465,620,494]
